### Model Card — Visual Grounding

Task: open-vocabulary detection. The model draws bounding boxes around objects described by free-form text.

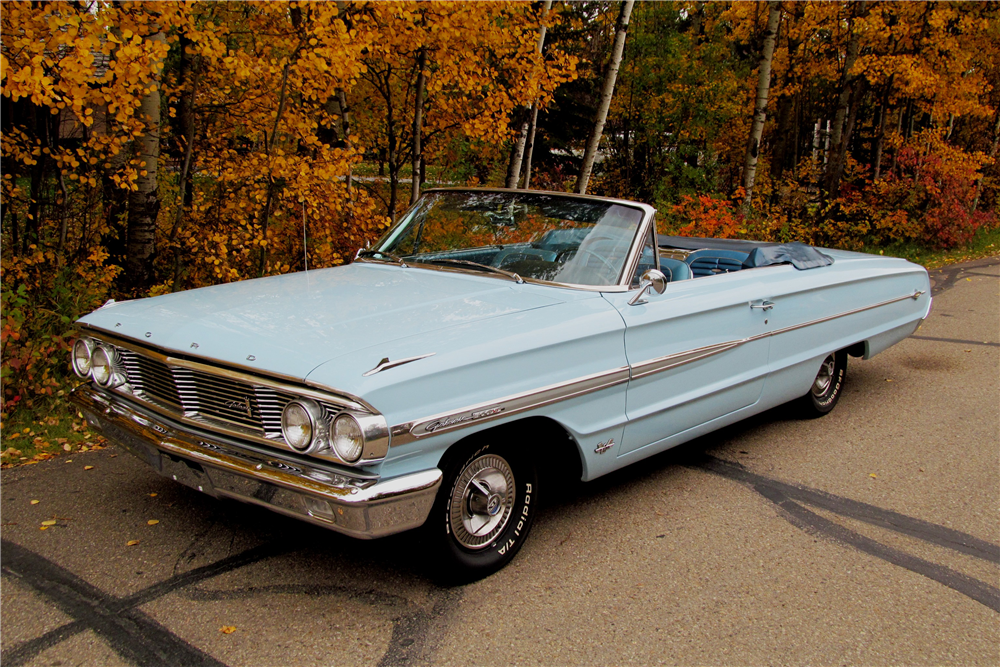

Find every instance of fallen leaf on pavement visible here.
[147,519,159,525]
[220,626,237,635]
[127,540,139,546]
[62,444,72,452]
[41,520,56,526]
[869,473,878,478]
[149,493,157,497]
[84,465,94,471]
[30,500,39,505]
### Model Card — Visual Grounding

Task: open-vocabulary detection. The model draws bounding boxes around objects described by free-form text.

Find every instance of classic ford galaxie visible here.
[70,189,931,579]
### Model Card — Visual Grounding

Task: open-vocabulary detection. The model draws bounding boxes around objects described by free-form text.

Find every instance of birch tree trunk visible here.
[522,104,541,189]
[825,1,866,196]
[576,0,635,195]
[516,0,553,190]
[505,112,530,190]
[741,1,781,209]
[411,48,427,205]
[125,29,166,291]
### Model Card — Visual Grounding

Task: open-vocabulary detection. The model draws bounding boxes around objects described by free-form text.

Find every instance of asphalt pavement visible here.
[2,257,998,667]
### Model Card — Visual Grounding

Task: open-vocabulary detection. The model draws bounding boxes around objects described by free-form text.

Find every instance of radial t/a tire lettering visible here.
[799,350,847,418]
[424,437,537,583]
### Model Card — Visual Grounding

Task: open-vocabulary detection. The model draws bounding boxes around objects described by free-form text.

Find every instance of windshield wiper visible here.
[413,258,524,284]
[356,249,408,268]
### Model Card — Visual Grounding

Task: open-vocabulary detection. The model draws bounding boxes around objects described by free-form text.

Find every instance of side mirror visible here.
[627,269,668,306]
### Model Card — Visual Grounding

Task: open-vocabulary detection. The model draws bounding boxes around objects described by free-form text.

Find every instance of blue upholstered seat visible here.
[659,257,692,282]
[684,249,748,277]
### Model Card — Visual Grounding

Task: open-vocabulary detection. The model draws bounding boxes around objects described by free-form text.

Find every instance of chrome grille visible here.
[184,370,261,431]
[120,350,183,410]
[108,343,344,439]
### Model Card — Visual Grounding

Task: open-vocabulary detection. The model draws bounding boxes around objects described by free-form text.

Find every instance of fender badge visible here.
[246,355,256,362]
[594,438,615,455]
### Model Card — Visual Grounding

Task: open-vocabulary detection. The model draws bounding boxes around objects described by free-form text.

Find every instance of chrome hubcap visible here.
[812,355,836,396]
[450,454,515,550]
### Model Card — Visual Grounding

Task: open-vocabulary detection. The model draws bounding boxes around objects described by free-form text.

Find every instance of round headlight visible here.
[282,400,320,452]
[332,414,364,463]
[91,346,113,386]
[72,338,94,378]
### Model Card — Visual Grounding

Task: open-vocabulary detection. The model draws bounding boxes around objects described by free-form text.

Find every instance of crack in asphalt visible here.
[1,535,461,667]
[928,257,999,295]
[691,455,1000,612]
[0,540,289,667]
[177,578,463,666]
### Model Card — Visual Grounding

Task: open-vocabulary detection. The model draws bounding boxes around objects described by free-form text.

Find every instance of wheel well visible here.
[846,341,867,358]
[444,417,583,487]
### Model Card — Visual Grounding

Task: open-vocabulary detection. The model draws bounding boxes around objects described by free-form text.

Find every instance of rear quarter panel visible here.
[755,251,930,408]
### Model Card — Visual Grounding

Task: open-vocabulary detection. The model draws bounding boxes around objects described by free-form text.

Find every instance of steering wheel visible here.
[574,236,620,279]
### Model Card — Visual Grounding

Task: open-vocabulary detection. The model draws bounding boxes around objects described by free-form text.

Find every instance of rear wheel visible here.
[800,350,847,418]
[425,438,537,583]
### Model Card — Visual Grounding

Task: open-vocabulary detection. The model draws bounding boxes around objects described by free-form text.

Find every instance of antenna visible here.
[302,203,308,273]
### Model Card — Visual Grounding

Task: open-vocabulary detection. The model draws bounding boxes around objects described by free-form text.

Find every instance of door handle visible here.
[749,300,774,311]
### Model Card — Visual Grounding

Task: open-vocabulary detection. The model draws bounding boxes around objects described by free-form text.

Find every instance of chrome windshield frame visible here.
[357,188,658,293]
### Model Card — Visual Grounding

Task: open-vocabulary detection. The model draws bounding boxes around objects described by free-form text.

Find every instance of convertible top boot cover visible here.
[741,243,834,270]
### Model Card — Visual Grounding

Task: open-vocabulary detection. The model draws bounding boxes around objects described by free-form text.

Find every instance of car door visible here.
[603,270,772,458]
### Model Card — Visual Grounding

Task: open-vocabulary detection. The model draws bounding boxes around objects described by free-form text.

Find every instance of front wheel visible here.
[424,438,537,583]
[799,350,847,418]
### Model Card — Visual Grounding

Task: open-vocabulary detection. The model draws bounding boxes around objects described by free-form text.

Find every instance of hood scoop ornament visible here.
[363,353,436,377]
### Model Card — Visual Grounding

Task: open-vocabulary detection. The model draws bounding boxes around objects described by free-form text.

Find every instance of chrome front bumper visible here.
[70,385,442,539]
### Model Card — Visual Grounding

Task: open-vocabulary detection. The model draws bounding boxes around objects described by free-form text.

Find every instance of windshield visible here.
[370,191,645,287]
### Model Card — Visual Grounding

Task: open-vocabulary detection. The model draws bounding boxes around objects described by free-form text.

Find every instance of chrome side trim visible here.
[391,365,631,446]
[630,340,744,380]
[388,288,927,444]
[362,353,436,377]
[631,289,928,378]
[766,289,926,337]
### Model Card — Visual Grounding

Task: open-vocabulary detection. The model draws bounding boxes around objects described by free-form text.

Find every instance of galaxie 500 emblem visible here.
[594,438,615,454]
[224,397,254,419]
[420,406,505,434]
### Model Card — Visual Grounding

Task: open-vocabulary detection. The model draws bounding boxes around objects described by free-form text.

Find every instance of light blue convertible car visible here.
[70,189,931,579]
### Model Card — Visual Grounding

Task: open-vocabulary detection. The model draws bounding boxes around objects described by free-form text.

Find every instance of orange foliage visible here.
[667,193,745,239]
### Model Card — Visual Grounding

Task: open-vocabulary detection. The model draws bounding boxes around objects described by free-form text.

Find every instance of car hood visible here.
[78,263,567,380]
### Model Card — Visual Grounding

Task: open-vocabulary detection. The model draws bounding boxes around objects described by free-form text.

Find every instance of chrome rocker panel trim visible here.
[70,385,441,539]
